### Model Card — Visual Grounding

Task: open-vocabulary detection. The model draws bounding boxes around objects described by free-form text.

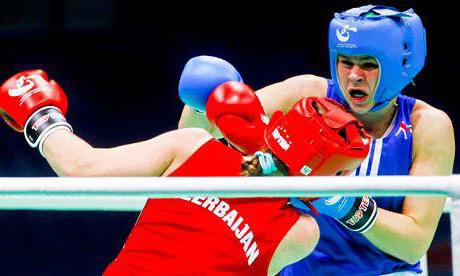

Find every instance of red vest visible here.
[104,140,299,275]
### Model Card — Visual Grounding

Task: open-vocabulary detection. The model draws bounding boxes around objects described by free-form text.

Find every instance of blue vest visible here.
[281,80,420,275]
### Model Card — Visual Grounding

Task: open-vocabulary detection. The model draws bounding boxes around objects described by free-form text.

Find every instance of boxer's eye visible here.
[340,60,354,68]
[361,62,378,70]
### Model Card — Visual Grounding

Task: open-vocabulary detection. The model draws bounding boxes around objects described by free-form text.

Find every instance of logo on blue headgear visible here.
[335,25,357,43]
[328,5,427,112]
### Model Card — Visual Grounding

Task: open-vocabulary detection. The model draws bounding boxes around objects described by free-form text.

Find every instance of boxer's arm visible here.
[268,215,319,275]
[178,105,223,137]
[42,128,212,177]
[255,74,328,116]
[178,74,328,132]
[362,105,455,264]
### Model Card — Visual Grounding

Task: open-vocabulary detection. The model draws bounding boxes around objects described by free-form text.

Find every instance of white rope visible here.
[0,175,458,197]
[0,196,454,212]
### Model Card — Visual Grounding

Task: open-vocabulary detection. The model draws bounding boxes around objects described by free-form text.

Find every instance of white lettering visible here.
[191,196,206,206]
[246,242,260,265]
[202,197,219,211]
[32,114,51,131]
[181,196,259,266]
[346,197,370,226]
[222,210,238,227]
[213,201,230,218]
[240,231,254,251]
[235,224,249,239]
[231,217,244,231]
[272,128,290,150]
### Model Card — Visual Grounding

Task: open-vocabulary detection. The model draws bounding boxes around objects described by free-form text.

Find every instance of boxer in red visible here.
[1,71,370,275]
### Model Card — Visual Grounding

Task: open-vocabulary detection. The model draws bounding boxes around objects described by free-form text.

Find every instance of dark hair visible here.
[241,149,289,176]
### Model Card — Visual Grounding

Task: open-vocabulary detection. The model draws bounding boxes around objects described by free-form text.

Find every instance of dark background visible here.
[0,0,456,275]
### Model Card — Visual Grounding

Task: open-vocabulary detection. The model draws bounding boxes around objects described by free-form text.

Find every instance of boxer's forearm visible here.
[362,200,444,264]
[42,129,99,176]
[41,129,149,177]
[41,128,197,177]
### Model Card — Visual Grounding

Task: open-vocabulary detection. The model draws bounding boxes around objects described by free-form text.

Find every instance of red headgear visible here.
[264,97,370,176]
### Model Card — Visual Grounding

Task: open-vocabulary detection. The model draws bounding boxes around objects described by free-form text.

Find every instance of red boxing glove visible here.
[206,81,267,154]
[0,70,72,155]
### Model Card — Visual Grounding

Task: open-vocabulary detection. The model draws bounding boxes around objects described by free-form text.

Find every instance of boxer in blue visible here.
[178,5,455,275]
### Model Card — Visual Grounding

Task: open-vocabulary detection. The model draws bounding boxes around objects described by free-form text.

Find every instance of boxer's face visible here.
[336,55,380,114]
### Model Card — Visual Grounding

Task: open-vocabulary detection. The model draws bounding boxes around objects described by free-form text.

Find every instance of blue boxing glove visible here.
[290,196,378,233]
[178,55,243,113]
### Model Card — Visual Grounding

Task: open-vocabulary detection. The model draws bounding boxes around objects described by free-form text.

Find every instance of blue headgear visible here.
[329,5,426,111]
